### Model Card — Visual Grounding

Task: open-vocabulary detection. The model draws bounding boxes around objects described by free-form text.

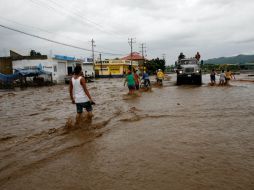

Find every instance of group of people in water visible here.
[124,68,165,95]
[210,69,235,86]
[68,59,235,123]
[69,65,166,123]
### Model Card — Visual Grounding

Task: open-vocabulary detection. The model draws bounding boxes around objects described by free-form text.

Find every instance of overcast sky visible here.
[0,0,254,64]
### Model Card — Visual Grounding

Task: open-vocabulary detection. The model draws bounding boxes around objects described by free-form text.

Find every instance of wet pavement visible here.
[0,74,254,190]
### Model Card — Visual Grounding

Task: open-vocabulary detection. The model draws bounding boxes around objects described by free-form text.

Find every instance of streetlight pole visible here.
[91,38,96,77]
[99,53,102,77]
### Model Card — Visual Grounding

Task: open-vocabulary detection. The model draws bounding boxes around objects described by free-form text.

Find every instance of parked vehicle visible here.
[175,58,202,85]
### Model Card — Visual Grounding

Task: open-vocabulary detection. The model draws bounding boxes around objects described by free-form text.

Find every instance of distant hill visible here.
[204,54,254,64]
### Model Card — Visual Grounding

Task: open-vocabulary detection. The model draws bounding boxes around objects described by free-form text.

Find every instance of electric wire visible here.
[29,0,123,37]
[43,0,124,37]
[0,16,91,46]
[0,24,125,56]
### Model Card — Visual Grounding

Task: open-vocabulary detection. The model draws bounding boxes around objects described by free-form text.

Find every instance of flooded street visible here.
[1,74,254,190]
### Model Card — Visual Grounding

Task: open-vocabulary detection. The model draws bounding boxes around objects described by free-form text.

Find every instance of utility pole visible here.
[128,38,136,70]
[162,53,166,67]
[162,53,166,61]
[99,53,102,77]
[91,39,96,76]
[140,43,146,73]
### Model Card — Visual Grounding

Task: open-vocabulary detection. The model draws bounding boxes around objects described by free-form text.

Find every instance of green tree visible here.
[146,58,165,74]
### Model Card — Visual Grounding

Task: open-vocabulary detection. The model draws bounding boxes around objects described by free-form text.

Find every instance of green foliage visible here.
[165,65,175,72]
[202,54,254,72]
[204,54,254,65]
[202,64,240,73]
[145,58,165,74]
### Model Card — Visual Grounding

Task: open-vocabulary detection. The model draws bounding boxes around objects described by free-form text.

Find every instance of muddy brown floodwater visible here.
[0,74,254,190]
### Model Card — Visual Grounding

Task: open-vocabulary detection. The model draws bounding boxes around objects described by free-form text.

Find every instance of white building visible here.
[13,58,65,83]
[12,55,95,84]
[68,57,94,77]
[82,58,94,77]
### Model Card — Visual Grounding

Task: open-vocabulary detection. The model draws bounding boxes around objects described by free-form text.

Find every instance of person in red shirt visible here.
[133,70,140,90]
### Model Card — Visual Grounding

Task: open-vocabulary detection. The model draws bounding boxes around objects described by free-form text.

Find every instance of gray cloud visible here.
[0,0,254,64]
[233,38,254,44]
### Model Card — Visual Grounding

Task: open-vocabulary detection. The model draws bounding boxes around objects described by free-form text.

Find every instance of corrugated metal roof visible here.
[121,52,144,60]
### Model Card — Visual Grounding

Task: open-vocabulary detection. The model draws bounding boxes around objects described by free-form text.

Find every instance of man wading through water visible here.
[69,65,95,125]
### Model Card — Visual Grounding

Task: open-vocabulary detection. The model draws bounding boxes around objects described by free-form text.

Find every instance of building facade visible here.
[12,54,95,83]
[121,52,146,73]
[0,57,12,74]
[94,59,139,78]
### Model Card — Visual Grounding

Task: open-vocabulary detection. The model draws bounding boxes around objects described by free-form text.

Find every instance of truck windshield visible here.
[180,60,197,65]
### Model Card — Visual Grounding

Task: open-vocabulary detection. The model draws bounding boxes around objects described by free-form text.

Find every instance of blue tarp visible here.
[0,72,20,82]
[0,68,51,83]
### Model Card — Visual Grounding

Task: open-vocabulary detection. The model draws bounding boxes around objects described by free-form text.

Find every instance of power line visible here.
[0,16,91,46]
[96,43,126,55]
[0,16,125,55]
[0,24,124,56]
[47,0,124,37]
[45,0,106,30]
[29,0,102,31]
[29,0,124,38]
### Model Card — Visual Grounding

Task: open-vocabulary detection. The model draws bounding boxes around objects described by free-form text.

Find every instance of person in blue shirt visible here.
[142,71,150,88]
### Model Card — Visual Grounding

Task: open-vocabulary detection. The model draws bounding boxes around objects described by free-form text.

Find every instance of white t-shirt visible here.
[220,73,225,81]
[72,76,89,103]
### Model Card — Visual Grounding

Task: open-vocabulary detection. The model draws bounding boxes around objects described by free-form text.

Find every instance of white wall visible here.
[12,59,66,83]
[82,64,94,77]
[55,61,66,83]
[48,59,68,83]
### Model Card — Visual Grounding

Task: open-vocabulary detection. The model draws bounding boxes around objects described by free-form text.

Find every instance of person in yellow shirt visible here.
[225,69,234,85]
[156,69,164,85]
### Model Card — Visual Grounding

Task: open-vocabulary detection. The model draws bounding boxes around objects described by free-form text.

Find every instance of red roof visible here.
[121,52,144,60]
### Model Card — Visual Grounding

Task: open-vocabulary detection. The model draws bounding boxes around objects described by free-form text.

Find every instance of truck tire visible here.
[176,76,181,85]
[196,75,202,85]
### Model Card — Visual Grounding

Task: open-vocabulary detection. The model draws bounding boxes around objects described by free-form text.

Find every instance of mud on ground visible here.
[0,74,254,190]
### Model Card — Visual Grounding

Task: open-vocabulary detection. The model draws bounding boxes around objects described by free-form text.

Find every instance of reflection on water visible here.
[0,74,254,190]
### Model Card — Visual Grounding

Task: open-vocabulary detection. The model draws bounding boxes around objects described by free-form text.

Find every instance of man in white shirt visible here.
[219,70,226,86]
[69,65,94,121]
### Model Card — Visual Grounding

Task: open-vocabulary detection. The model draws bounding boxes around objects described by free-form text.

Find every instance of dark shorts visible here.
[135,84,140,90]
[210,75,215,81]
[128,85,135,90]
[76,101,93,113]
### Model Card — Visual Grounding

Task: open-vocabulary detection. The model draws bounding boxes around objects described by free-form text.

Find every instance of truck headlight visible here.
[196,70,200,73]
[179,70,183,74]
